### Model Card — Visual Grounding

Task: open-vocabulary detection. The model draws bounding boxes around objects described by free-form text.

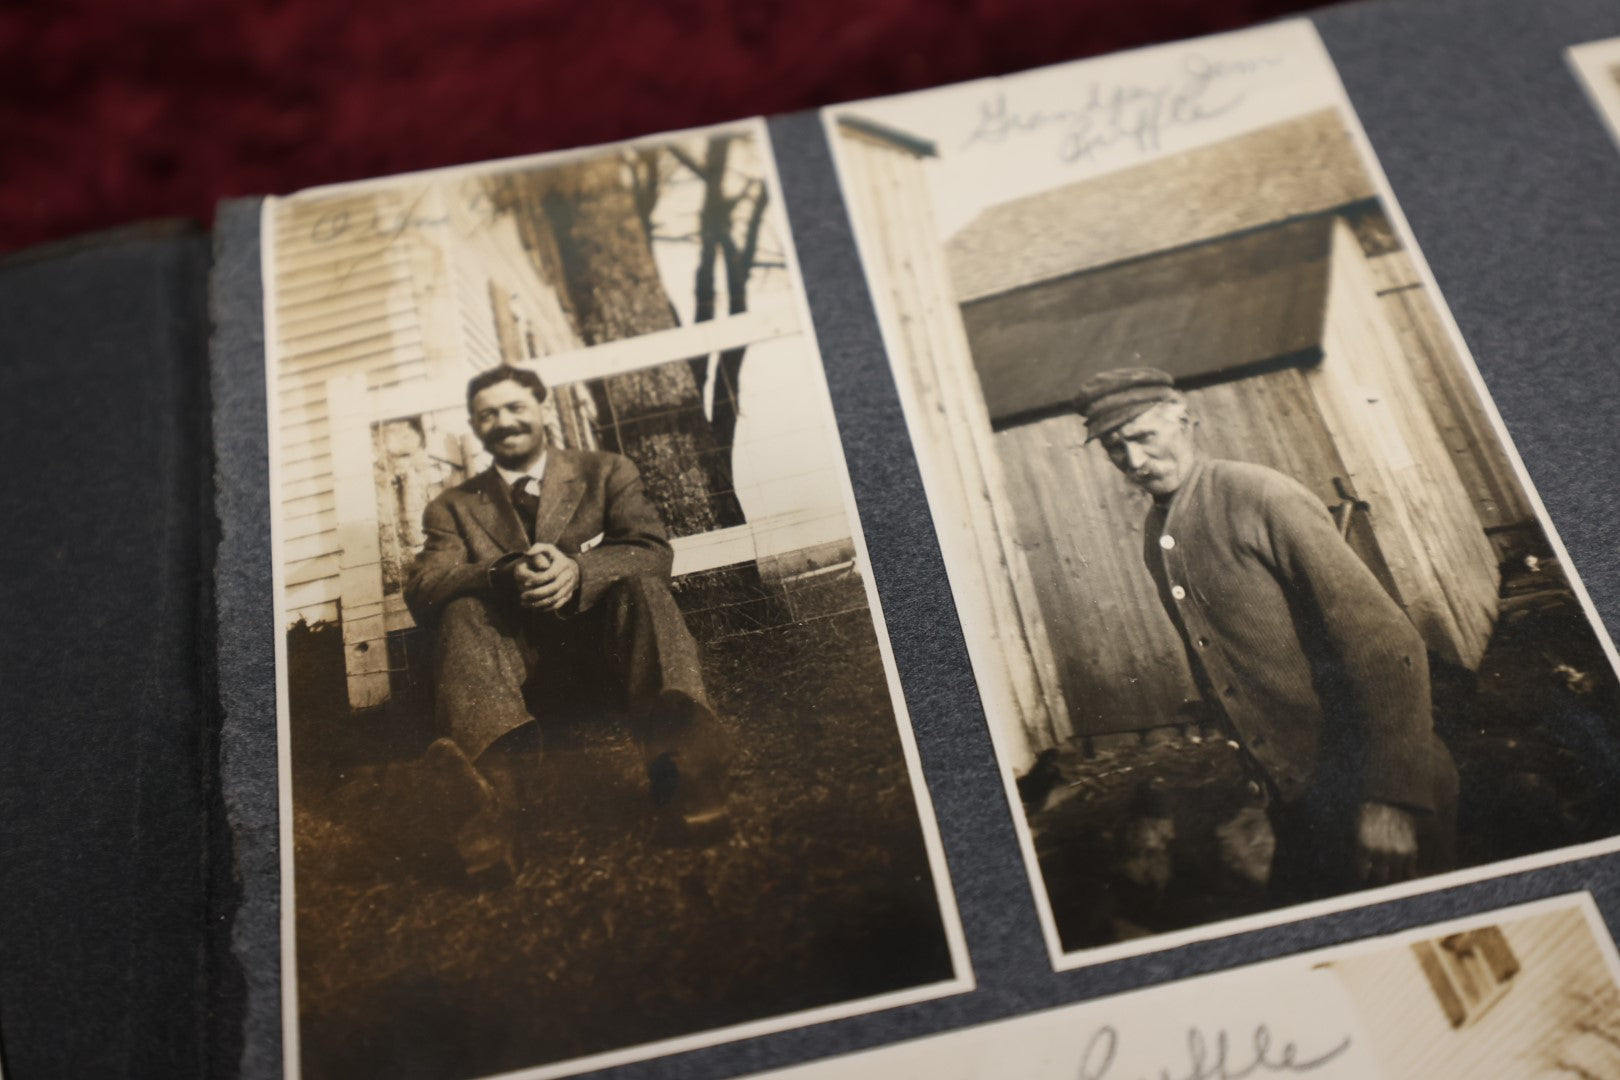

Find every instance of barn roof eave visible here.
[834,114,939,159]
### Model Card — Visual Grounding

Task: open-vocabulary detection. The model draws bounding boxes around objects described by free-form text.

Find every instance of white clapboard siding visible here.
[1333,908,1620,1079]
[272,183,594,654]
[282,506,337,539]
[280,434,332,467]
[282,529,339,565]
[272,167,837,709]
[272,186,438,630]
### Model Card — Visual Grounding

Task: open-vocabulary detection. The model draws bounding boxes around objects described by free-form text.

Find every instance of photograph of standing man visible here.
[1074,367,1458,901]
[405,363,730,880]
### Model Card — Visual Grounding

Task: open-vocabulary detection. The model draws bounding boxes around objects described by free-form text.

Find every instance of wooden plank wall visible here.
[836,123,1072,765]
[1314,219,1499,668]
[1333,908,1620,1078]
[1367,249,1532,533]
[996,369,1357,735]
[990,219,1503,735]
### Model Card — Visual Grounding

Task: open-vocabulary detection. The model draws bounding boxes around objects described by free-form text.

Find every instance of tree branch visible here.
[739,181,770,280]
[667,144,707,180]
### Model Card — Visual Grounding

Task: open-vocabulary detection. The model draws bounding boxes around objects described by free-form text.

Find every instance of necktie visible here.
[511,476,539,543]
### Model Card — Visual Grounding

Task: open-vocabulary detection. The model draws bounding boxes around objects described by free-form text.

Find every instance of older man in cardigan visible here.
[1075,367,1457,901]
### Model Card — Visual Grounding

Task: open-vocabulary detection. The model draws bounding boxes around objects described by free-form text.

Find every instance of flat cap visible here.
[1072,367,1180,441]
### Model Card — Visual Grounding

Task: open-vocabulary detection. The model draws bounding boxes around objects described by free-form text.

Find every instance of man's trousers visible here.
[429,574,716,789]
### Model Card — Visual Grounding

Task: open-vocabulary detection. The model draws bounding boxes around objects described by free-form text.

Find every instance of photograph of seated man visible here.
[406,363,730,884]
[266,125,964,1080]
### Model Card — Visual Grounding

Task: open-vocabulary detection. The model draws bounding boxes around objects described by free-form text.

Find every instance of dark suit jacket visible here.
[1141,457,1457,816]
[403,448,673,626]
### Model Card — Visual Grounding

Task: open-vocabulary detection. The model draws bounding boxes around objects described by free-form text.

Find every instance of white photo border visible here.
[822,17,1620,973]
[743,889,1620,1079]
[259,116,974,1080]
[1569,36,1620,151]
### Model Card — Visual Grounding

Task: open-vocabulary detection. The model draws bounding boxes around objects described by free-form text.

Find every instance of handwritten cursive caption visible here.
[961,53,1281,166]
[307,186,499,247]
[301,185,502,279]
[1078,1021,1353,1080]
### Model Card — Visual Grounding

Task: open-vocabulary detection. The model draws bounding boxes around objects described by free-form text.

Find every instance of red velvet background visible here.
[0,0,1325,254]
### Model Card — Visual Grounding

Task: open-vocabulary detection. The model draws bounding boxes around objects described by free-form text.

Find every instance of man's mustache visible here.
[487,424,532,440]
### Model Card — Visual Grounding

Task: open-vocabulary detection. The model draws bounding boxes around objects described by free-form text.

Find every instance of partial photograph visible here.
[749,894,1620,1079]
[1569,36,1620,151]
[827,20,1620,966]
[262,121,968,1080]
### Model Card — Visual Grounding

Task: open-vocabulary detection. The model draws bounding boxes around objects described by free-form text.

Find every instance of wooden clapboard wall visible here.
[1366,247,1532,534]
[1314,217,1500,669]
[274,186,447,630]
[996,366,1376,734]
[273,181,586,707]
[277,167,846,710]
[834,117,1073,766]
[1333,907,1620,1078]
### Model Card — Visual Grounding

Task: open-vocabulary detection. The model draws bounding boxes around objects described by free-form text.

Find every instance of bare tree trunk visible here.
[709,171,770,464]
[487,157,746,534]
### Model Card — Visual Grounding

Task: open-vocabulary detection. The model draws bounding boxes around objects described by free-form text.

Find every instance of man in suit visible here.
[405,364,729,880]
[1073,367,1457,902]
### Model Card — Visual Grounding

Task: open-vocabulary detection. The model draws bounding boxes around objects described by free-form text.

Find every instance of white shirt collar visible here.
[495,451,548,490]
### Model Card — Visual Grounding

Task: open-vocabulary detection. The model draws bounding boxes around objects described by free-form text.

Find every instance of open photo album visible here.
[7,1,1620,1078]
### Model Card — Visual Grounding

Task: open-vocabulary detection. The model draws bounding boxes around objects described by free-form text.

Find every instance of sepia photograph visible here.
[827,20,1620,966]
[748,893,1620,1079]
[262,121,968,1080]
[1569,36,1620,153]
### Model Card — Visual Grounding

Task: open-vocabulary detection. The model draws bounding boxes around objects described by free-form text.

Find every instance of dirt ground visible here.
[1028,558,1620,954]
[286,597,953,1080]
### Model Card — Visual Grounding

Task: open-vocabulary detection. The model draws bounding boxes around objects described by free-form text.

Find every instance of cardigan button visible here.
[1170,585,1187,600]
[1159,534,1176,550]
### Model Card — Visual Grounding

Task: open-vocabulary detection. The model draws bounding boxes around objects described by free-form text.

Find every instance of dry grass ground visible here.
[286,579,953,1080]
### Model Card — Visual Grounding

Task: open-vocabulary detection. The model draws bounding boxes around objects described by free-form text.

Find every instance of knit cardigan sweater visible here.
[1141,457,1458,815]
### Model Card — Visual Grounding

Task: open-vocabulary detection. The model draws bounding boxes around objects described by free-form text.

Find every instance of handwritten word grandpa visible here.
[962,53,1280,165]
